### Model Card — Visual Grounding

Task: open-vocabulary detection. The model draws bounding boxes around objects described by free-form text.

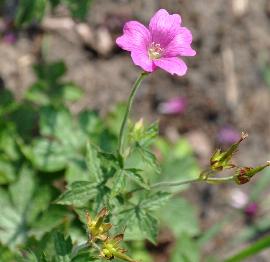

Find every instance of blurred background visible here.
[1,0,270,261]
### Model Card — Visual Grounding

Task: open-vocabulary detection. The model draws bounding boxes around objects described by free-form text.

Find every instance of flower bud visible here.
[100,234,136,262]
[234,162,270,185]
[210,132,248,171]
[86,208,112,241]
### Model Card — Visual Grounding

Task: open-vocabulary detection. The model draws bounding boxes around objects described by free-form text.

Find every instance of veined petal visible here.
[164,27,196,57]
[116,21,151,52]
[154,57,187,76]
[131,51,156,72]
[149,9,182,47]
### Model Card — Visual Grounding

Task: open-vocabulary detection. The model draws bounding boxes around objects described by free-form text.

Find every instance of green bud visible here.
[210,132,248,171]
[234,162,270,185]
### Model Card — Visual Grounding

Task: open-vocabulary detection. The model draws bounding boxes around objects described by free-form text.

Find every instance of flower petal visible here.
[164,27,196,57]
[154,57,187,76]
[149,9,182,47]
[131,51,156,72]
[116,21,151,52]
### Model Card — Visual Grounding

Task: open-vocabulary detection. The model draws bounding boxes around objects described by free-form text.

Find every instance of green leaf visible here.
[65,158,89,184]
[72,252,99,262]
[159,197,199,237]
[26,185,52,224]
[0,159,16,185]
[86,142,103,183]
[170,234,200,262]
[0,245,19,261]
[0,89,15,115]
[53,232,72,257]
[62,84,84,102]
[140,192,171,211]
[9,166,35,214]
[125,168,150,189]
[34,61,67,83]
[136,146,161,173]
[16,0,46,26]
[0,202,26,247]
[40,106,85,150]
[118,208,158,244]
[153,138,199,191]
[138,212,158,244]
[9,103,37,139]
[56,181,97,206]
[25,82,50,105]
[64,0,93,20]
[79,110,102,137]
[49,0,61,9]
[30,206,71,240]
[130,121,159,147]
[224,235,270,262]
[29,138,72,172]
[111,169,126,196]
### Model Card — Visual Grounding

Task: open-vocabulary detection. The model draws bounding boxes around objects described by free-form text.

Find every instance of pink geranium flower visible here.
[116,9,196,76]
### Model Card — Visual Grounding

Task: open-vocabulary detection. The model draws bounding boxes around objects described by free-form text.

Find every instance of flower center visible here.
[148,42,164,60]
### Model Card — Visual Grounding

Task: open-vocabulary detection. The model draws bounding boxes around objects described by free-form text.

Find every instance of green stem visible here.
[129,175,234,194]
[205,176,234,183]
[150,177,201,189]
[118,72,149,155]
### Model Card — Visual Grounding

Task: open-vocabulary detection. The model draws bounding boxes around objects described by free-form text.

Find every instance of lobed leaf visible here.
[56,181,97,206]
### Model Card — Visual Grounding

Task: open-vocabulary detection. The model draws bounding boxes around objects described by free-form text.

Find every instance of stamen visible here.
[148,42,164,60]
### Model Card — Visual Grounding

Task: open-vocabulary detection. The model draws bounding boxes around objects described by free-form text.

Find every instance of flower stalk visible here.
[118,72,149,155]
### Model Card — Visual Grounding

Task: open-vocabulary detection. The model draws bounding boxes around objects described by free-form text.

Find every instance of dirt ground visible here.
[1,0,270,260]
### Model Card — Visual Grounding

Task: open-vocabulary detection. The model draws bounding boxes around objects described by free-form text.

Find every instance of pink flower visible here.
[244,202,258,218]
[217,126,240,145]
[157,97,187,114]
[116,9,196,76]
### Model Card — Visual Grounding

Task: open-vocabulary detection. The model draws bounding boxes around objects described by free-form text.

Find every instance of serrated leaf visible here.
[139,122,159,147]
[111,170,126,196]
[53,232,72,257]
[125,168,150,189]
[121,208,158,244]
[137,146,161,173]
[86,142,103,183]
[56,181,97,206]
[138,212,158,244]
[140,192,171,211]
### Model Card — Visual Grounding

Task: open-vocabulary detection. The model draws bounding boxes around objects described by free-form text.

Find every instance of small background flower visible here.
[157,97,187,115]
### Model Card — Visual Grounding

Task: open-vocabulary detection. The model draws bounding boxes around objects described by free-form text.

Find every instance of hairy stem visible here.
[118,72,149,155]
[150,177,201,189]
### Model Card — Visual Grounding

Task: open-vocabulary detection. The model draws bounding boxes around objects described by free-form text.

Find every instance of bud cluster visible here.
[201,132,270,185]
[86,208,136,262]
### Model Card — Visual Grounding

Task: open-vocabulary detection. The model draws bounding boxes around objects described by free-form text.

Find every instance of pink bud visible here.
[157,97,187,115]
[3,32,17,45]
[217,126,240,144]
[244,202,258,218]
